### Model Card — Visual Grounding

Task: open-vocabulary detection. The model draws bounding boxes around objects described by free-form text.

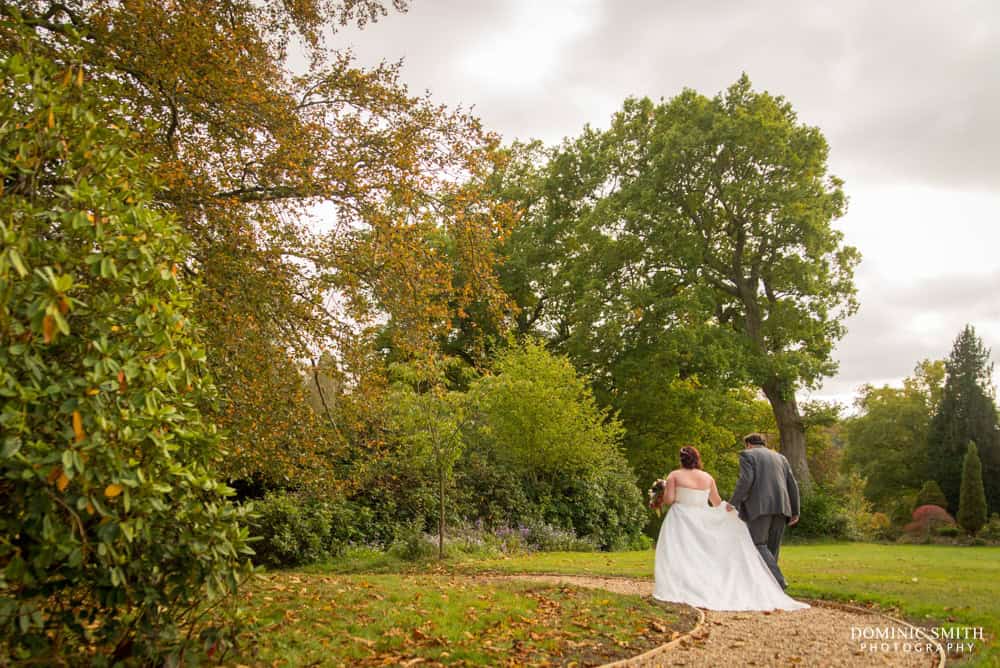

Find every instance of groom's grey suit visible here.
[729,445,800,588]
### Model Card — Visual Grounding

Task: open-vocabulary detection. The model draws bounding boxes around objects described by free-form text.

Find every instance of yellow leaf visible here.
[57,472,70,492]
[72,410,85,443]
[47,108,55,129]
[76,67,83,87]
[85,501,95,515]
[104,484,123,498]
[86,388,100,396]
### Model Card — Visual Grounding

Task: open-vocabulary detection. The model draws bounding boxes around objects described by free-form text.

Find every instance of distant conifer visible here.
[958,442,988,535]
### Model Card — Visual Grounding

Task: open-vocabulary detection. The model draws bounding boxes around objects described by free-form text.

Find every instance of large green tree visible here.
[844,360,945,508]
[0,38,250,662]
[1,0,514,489]
[929,325,1000,513]
[495,77,860,489]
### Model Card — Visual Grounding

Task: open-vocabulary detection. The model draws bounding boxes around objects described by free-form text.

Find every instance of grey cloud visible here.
[890,271,1000,319]
[336,0,1000,189]
[816,268,1000,398]
[550,0,1000,189]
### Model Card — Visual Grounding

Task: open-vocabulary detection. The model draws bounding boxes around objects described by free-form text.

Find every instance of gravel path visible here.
[487,574,943,668]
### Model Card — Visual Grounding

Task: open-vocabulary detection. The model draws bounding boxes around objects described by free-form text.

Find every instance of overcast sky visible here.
[319,0,1000,406]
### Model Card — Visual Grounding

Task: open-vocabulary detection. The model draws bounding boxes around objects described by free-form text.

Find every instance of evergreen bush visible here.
[957,442,988,535]
[915,480,949,509]
[0,39,250,663]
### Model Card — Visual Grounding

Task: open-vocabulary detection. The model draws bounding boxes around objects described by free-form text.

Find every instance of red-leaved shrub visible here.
[904,504,956,535]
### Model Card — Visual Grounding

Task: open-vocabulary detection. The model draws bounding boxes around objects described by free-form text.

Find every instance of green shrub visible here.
[0,39,250,663]
[979,514,1000,542]
[839,472,880,541]
[327,497,374,551]
[388,519,438,562]
[864,512,896,541]
[888,490,918,527]
[250,493,330,568]
[350,442,464,548]
[935,525,961,538]
[464,340,647,550]
[250,492,372,567]
[793,487,849,539]
[552,453,648,550]
[455,449,536,528]
[455,439,648,552]
[916,480,949,509]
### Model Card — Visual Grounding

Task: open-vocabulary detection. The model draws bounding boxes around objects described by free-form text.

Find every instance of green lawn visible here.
[250,543,999,665]
[231,571,697,666]
[463,543,1000,665]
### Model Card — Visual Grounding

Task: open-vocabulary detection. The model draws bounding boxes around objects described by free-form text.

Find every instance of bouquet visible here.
[648,478,668,516]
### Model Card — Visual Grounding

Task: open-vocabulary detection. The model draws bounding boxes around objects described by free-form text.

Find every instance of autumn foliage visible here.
[1,0,516,489]
[904,505,956,537]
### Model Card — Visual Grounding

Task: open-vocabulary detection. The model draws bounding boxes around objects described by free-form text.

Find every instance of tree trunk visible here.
[762,379,813,494]
[438,465,445,560]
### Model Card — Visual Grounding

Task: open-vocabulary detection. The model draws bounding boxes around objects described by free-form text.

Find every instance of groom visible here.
[726,432,800,589]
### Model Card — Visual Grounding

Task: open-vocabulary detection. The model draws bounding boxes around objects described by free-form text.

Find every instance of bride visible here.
[650,446,809,611]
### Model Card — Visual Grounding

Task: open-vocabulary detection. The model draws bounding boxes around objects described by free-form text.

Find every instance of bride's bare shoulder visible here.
[670,468,712,483]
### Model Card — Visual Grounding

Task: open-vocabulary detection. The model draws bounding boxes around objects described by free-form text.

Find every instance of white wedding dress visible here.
[653,486,810,611]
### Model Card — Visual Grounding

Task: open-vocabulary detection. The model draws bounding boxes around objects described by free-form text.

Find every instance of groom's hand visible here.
[724,503,735,512]
[788,515,799,526]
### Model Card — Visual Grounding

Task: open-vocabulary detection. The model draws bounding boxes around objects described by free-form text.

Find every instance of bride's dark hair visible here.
[679,446,702,470]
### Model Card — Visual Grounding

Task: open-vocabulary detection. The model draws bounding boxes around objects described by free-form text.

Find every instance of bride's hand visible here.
[724,502,735,512]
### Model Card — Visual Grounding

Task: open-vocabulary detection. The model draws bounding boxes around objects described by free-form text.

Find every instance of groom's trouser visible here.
[747,514,787,588]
